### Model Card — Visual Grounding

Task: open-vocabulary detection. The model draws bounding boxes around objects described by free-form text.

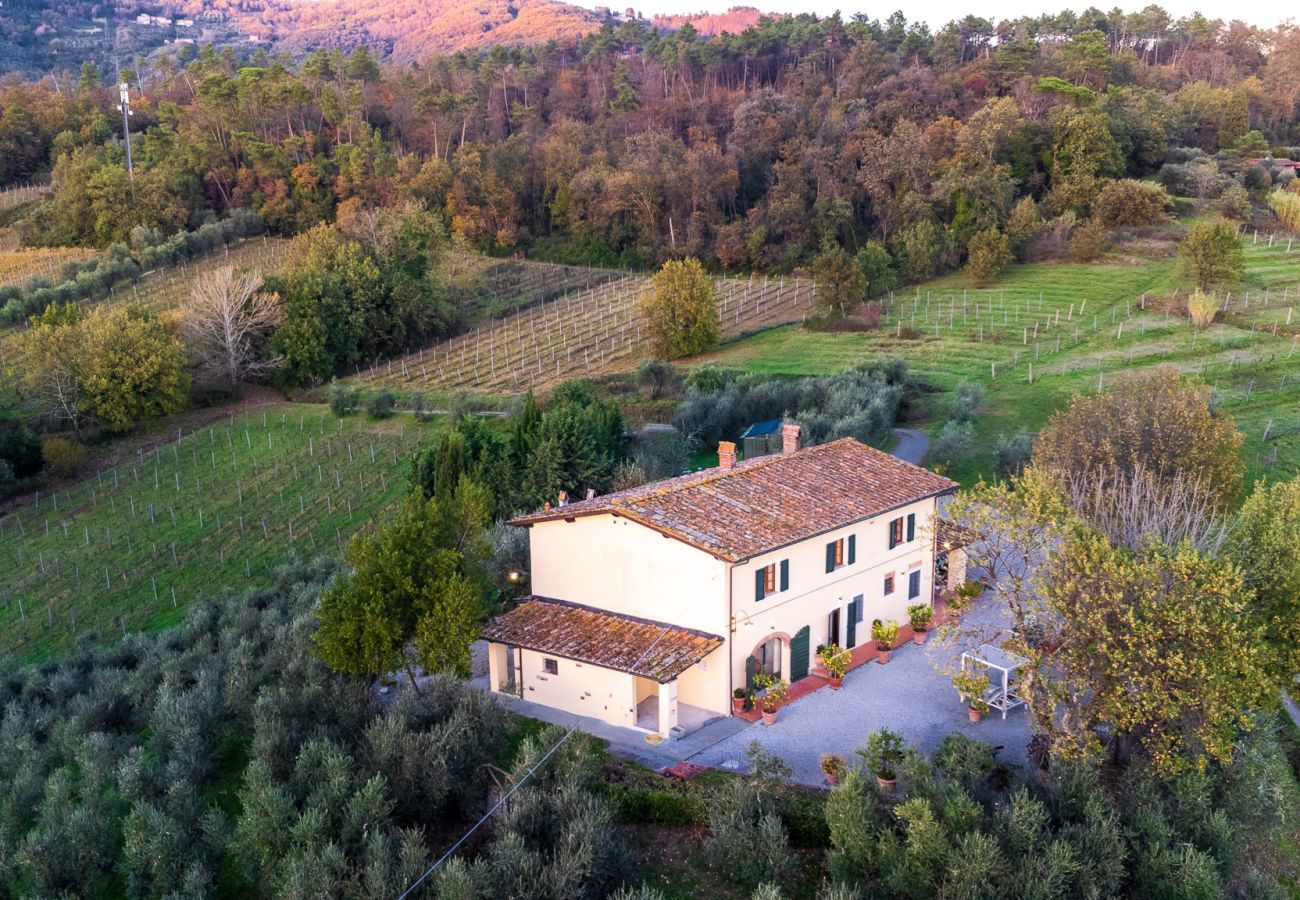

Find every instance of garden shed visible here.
[740,419,783,458]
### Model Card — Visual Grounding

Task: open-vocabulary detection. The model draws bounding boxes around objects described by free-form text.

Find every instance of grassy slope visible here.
[0,404,443,662]
[693,241,1300,489]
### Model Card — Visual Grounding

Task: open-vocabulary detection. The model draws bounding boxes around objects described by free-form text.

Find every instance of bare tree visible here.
[181,266,280,394]
[1060,465,1233,556]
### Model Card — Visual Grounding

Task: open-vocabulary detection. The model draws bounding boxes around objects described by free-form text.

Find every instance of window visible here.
[888,517,904,549]
[884,573,895,595]
[825,536,856,572]
[908,570,922,600]
[853,595,864,623]
[755,560,789,600]
[906,513,916,542]
[543,658,559,675]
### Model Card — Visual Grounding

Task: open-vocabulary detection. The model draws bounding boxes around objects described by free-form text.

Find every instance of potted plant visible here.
[820,753,845,786]
[754,674,789,726]
[872,620,900,664]
[952,671,992,723]
[821,643,851,688]
[908,603,934,644]
[950,580,982,611]
[859,728,905,791]
[733,688,747,715]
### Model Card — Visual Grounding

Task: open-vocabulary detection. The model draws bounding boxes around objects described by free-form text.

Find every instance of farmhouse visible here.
[484,425,957,737]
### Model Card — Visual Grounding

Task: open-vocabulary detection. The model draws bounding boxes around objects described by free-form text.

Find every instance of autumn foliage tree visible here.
[181,266,281,394]
[1032,368,1244,508]
[641,257,719,360]
[964,227,1013,284]
[1176,219,1245,291]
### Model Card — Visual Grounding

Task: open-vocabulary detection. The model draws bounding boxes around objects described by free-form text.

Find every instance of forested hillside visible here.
[3,10,1299,274]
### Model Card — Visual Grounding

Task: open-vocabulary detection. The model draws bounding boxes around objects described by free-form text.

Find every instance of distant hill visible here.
[219,0,603,60]
[651,6,769,37]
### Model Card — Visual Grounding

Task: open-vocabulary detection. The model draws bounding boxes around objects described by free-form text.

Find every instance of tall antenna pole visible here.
[117,81,134,184]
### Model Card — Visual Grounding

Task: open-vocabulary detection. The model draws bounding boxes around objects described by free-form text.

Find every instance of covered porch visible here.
[483,596,728,738]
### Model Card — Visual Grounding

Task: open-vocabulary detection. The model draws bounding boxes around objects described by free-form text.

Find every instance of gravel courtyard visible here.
[689,592,1032,784]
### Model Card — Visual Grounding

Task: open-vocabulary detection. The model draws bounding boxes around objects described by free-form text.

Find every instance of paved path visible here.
[890,428,929,465]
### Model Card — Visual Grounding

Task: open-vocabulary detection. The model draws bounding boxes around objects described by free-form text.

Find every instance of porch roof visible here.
[483,597,724,683]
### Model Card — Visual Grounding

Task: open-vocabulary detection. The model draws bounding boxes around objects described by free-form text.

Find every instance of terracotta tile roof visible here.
[510,438,957,562]
[483,597,723,683]
[935,519,976,551]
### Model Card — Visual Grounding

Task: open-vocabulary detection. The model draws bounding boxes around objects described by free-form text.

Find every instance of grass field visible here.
[0,403,442,662]
[693,238,1300,488]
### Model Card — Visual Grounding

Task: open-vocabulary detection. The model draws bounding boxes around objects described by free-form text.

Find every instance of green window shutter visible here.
[888,521,897,550]
[846,601,857,648]
[847,534,856,565]
[779,559,789,592]
[791,626,810,681]
[825,542,835,573]
[907,513,915,542]
[755,569,765,602]
[745,654,758,694]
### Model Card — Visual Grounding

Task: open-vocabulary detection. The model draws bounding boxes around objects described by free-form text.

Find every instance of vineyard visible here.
[0,404,440,662]
[0,246,97,288]
[0,182,49,213]
[703,234,1300,484]
[358,268,819,393]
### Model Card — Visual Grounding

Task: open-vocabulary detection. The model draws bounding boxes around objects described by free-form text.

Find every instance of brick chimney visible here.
[557,490,569,507]
[586,488,596,500]
[782,423,802,454]
[718,441,737,471]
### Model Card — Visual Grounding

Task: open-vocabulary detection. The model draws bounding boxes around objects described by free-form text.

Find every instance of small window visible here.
[543,658,559,675]
[889,517,905,549]
[853,595,864,623]
[763,564,776,594]
[833,539,845,566]
[884,573,895,595]
[755,560,789,600]
[908,570,922,600]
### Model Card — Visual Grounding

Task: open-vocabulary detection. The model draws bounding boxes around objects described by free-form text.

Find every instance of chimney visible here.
[557,490,569,507]
[718,441,737,471]
[586,488,596,500]
[782,423,802,455]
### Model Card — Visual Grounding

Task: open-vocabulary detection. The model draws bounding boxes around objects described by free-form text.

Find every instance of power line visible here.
[395,594,690,898]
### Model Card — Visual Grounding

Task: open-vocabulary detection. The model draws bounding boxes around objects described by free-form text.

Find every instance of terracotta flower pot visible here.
[967,706,984,723]
[912,629,928,645]
[732,697,746,715]
[762,709,777,726]
[877,649,891,665]
[829,675,843,689]
[824,771,839,786]
[875,774,897,791]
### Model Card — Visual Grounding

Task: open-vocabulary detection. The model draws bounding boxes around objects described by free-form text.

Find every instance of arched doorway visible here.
[746,632,793,693]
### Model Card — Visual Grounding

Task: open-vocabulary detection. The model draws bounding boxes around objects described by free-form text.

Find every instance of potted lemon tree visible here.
[952,671,992,722]
[908,603,934,644]
[821,643,851,688]
[872,619,900,664]
[754,673,789,726]
[859,728,905,791]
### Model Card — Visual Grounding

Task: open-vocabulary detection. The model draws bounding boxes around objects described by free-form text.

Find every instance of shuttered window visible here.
[826,539,845,572]
[756,561,789,600]
[847,534,856,565]
[908,570,922,599]
[906,513,916,542]
[888,517,904,549]
[779,559,789,592]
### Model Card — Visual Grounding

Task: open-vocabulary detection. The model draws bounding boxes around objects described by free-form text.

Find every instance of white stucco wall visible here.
[511,646,640,728]
[729,496,940,687]
[675,644,730,714]
[524,514,730,636]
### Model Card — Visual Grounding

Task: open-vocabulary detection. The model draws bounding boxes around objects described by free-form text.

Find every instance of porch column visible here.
[657,679,678,737]
[780,639,792,683]
[487,643,510,693]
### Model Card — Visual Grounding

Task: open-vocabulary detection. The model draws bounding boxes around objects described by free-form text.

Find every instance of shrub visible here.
[965,227,1013,285]
[41,436,86,477]
[641,257,719,360]
[950,381,983,424]
[365,389,396,419]
[632,428,688,480]
[993,428,1032,479]
[1269,189,1300,231]
[636,359,682,399]
[931,420,975,467]
[1091,179,1172,226]
[328,381,359,416]
[1186,289,1219,327]
[1218,184,1252,220]
[858,729,906,779]
[0,459,15,495]
[854,241,898,296]
[1069,218,1108,262]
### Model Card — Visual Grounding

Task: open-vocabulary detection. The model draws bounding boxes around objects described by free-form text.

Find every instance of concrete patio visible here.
[691,590,1031,785]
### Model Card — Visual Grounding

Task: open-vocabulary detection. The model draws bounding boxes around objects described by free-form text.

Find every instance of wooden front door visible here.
[828,608,840,647]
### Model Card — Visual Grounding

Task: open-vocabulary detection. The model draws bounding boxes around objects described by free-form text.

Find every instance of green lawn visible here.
[0,404,444,662]
[694,244,1300,489]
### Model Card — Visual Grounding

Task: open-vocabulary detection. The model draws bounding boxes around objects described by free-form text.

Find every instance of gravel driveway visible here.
[689,592,1032,784]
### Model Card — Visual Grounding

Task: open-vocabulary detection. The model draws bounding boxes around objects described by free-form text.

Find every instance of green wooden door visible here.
[791,626,810,681]
[846,599,858,648]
